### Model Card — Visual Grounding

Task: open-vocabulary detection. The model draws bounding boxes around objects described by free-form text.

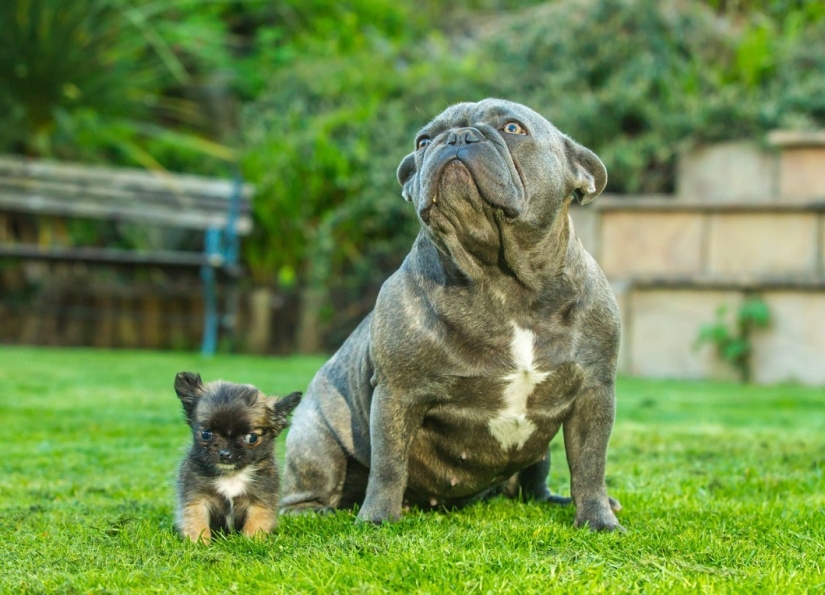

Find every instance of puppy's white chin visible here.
[216,463,237,472]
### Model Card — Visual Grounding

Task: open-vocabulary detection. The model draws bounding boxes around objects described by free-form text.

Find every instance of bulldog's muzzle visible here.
[420,127,524,223]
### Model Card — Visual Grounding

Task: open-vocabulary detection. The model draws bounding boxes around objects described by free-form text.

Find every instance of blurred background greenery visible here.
[2,0,824,352]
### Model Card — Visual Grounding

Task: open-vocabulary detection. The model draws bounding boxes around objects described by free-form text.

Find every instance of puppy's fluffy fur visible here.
[174,372,301,543]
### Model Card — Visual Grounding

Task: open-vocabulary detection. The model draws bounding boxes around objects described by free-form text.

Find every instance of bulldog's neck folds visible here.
[421,199,576,297]
[498,200,574,291]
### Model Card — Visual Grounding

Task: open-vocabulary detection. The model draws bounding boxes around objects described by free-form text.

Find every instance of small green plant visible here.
[695,296,771,383]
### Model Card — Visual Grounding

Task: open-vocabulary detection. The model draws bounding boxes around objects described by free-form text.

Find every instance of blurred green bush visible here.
[0,0,239,171]
[240,0,825,349]
[1,0,824,350]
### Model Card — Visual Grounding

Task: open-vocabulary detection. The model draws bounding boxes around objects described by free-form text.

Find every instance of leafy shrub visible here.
[241,0,825,350]
[0,0,233,171]
[4,0,823,352]
[241,3,498,349]
[482,0,825,193]
[695,297,771,383]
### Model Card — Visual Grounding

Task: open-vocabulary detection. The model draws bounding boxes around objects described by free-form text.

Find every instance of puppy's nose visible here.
[219,449,232,461]
[446,128,482,146]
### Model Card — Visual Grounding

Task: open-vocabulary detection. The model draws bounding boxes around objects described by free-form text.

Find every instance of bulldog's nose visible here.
[219,449,232,461]
[419,205,432,226]
[446,128,482,146]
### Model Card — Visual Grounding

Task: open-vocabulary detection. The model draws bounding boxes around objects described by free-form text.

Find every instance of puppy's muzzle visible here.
[219,449,233,462]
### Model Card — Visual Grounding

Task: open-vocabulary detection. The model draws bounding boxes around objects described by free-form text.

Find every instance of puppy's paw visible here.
[182,527,212,544]
[178,503,212,544]
[243,527,271,541]
[242,505,276,539]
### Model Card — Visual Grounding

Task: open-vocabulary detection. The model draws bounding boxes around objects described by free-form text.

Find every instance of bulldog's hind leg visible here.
[280,404,348,514]
[516,449,573,505]
[517,448,621,511]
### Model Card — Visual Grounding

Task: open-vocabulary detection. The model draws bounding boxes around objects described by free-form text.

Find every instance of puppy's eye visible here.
[200,429,213,441]
[243,433,259,445]
[503,121,527,135]
[417,137,432,150]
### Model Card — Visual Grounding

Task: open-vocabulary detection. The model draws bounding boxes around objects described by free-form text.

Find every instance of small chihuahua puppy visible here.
[174,372,302,544]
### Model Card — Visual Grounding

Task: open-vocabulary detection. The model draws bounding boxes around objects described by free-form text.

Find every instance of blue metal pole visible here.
[224,172,242,268]
[200,227,221,356]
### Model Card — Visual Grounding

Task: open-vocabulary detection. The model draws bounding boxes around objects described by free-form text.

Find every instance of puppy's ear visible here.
[271,391,302,432]
[563,137,607,205]
[174,372,204,422]
[397,152,417,202]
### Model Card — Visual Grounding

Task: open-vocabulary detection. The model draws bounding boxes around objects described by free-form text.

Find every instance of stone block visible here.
[627,289,741,381]
[821,215,825,276]
[599,212,704,279]
[707,213,818,276]
[569,206,598,257]
[677,141,777,202]
[751,292,825,385]
[778,148,825,202]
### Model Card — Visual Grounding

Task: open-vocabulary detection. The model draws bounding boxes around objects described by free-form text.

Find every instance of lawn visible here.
[1,346,823,594]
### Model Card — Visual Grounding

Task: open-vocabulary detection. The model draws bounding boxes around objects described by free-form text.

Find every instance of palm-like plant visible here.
[0,0,232,169]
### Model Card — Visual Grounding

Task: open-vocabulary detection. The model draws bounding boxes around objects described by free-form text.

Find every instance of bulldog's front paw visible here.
[355,500,402,524]
[574,499,625,532]
[531,489,622,514]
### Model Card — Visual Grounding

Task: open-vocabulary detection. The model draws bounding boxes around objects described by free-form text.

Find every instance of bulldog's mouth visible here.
[419,159,464,225]
[421,158,519,226]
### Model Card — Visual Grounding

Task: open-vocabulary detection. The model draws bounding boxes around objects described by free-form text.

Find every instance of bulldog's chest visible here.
[426,323,583,449]
[484,324,554,448]
[407,323,581,498]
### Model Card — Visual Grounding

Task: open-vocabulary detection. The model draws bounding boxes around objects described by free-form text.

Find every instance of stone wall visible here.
[571,130,825,385]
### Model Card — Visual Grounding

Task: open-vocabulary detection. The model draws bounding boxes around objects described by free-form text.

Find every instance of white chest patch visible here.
[488,324,551,449]
[214,467,254,500]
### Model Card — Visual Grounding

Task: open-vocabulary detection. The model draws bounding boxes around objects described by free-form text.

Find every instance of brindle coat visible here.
[281,99,623,531]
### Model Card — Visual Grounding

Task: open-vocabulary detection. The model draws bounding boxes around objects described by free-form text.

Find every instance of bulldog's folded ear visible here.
[397,152,417,202]
[563,138,607,204]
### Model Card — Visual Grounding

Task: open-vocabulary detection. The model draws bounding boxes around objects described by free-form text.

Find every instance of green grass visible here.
[1,347,824,594]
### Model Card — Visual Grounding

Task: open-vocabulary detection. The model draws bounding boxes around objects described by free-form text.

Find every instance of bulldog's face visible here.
[397,99,606,254]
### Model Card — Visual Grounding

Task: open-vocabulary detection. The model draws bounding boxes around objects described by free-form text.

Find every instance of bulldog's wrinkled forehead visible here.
[422,98,562,144]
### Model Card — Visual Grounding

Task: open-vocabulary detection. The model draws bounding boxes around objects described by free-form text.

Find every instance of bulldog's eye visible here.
[503,121,527,135]
[242,433,259,445]
[200,429,213,441]
[417,137,432,150]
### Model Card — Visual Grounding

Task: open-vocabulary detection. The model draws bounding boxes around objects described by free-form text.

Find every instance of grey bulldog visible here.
[281,98,623,531]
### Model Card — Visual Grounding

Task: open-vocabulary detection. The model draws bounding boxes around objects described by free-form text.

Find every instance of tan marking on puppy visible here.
[242,504,276,538]
[179,499,212,544]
